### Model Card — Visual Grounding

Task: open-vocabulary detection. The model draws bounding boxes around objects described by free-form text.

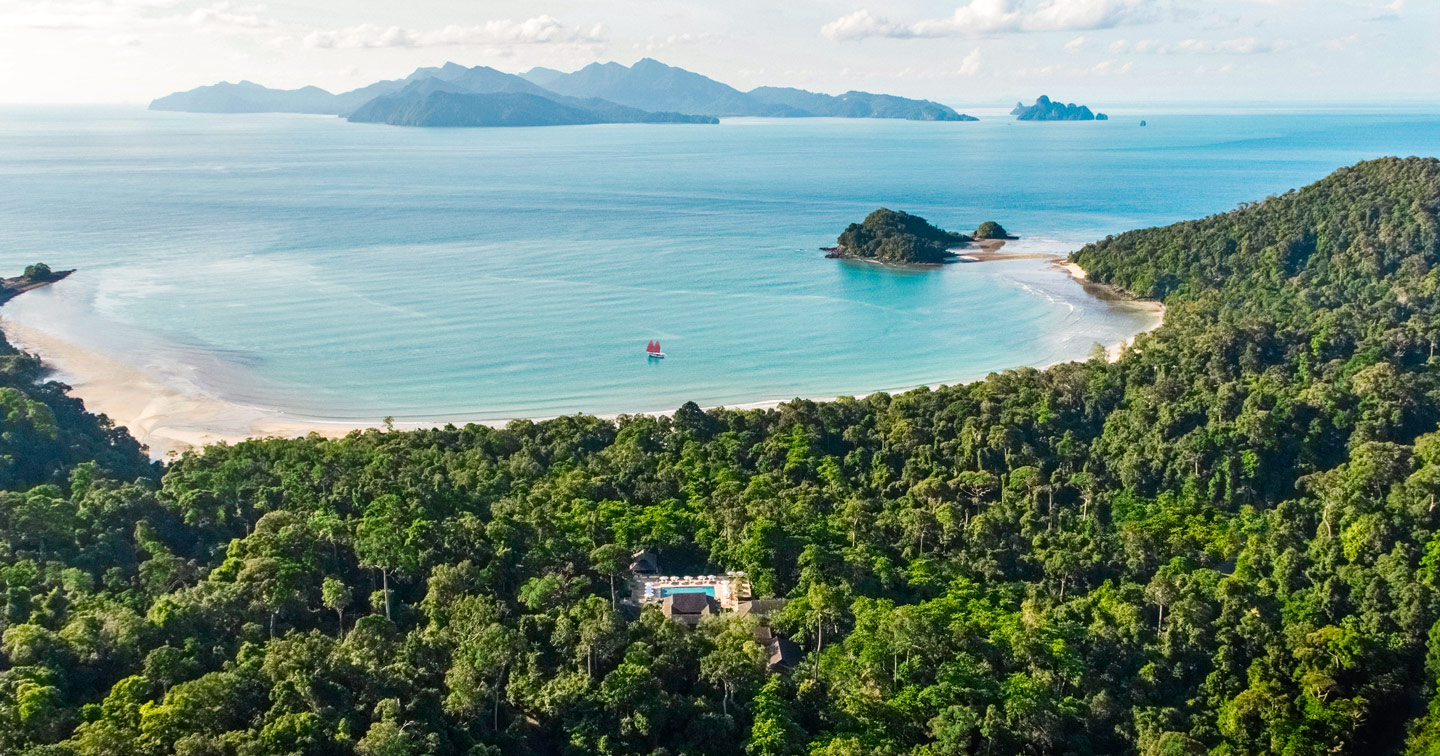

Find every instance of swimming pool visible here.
[660,585,717,598]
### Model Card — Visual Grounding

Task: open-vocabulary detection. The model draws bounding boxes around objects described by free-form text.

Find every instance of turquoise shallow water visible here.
[1,106,1438,422]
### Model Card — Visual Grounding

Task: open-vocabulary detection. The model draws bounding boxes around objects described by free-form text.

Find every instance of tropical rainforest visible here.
[4,157,1440,756]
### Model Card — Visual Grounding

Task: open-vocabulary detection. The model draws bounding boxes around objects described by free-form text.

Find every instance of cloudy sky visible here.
[0,0,1433,106]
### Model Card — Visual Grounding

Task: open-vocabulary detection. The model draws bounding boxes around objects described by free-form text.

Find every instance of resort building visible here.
[629,549,751,611]
[660,592,721,628]
[753,624,800,671]
[628,550,799,669]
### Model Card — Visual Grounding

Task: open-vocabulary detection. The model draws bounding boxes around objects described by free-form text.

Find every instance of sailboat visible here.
[646,340,666,359]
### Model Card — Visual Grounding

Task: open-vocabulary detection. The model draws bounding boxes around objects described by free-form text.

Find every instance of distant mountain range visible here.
[1011,96,1108,121]
[347,81,717,127]
[150,58,976,128]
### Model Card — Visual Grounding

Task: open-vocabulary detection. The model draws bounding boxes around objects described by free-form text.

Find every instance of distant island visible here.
[347,85,717,128]
[827,209,970,265]
[1012,95,1107,121]
[151,59,977,129]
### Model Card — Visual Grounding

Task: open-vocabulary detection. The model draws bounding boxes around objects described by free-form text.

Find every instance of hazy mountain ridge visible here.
[519,58,789,117]
[347,85,718,127]
[348,91,606,128]
[747,86,977,121]
[523,59,970,120]
[151,59,975,126]
[149,80,343,114]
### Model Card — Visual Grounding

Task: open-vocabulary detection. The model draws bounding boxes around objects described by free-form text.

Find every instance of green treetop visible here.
[834,208,968,264]
[21,263,52,282]
[972,221,1011,239]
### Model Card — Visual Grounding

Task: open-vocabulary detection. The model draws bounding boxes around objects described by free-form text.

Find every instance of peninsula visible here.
[0,263,72,306]
[1012,95,1108,121]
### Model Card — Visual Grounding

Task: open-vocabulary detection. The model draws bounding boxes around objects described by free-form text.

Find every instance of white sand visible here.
[1103,299,1166,361]
[1053,259,1167,361]
[0,318,392,459]
[1057,261,1088,281]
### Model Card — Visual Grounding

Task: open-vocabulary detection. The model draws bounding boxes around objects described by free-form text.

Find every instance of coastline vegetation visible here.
[832,209,969,264]
[2,158,1440,755]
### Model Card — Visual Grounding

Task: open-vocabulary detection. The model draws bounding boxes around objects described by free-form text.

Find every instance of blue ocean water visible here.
[1,106,1438,423]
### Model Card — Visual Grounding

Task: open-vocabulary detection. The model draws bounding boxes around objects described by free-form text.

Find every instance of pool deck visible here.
[634,572,750,611]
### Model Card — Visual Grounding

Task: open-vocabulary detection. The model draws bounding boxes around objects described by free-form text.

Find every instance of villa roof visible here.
[661,593,719,626]
[631,549,660,575]
[736,598,786,619]
[754,625,801,670]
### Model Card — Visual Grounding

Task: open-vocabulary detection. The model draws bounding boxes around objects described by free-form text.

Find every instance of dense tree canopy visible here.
[834,209,968,264]
[972,221,1011,240]
[3,157,1440,755]
[20,264,51,283]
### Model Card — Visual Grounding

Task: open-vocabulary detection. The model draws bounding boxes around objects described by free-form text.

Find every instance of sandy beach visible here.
[956,238,1053,263]
[0,251,1165,460]
[1050,258,1166,360]
[0,318,397,458]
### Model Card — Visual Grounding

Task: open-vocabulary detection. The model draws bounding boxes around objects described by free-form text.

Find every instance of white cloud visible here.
[1025,0,1153,31]
[821,0,1158,41]
[957,47,983,74]
[1173,37,1290,54]
[1064,35,1089,51]
[1090,58,1133,75]
[819,9,908,41]
[1322,34,1358,51]
[189,3,274,30]
[1015,57,1134,77]
[1,0,270,31]
[303,16,606,50]
[1097,36,1290,55]
[1367,0,1404,21]
[635,32,720,52]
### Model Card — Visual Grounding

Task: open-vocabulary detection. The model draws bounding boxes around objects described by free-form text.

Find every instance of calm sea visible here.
[1,106,1438,422]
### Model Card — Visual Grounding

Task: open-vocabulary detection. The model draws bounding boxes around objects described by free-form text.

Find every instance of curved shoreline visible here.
[0,254,1165,460]
[1052,259,1166,360]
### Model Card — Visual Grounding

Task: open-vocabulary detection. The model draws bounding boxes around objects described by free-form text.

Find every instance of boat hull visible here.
[647,353,666,359]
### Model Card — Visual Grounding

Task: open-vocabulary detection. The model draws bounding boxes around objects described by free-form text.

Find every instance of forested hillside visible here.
[4,157,1440,755]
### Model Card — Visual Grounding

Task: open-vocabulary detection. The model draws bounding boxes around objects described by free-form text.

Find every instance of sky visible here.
[0,0,1435,106]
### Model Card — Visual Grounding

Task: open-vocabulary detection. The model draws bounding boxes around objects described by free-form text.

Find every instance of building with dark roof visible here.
[660,592,721,628]
[736,598,786,619]
[630,549,660,577]
[754,625,801,671]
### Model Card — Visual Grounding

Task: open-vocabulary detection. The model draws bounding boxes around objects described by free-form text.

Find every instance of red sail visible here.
[647,340,656,352]
[654,341,661,352]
